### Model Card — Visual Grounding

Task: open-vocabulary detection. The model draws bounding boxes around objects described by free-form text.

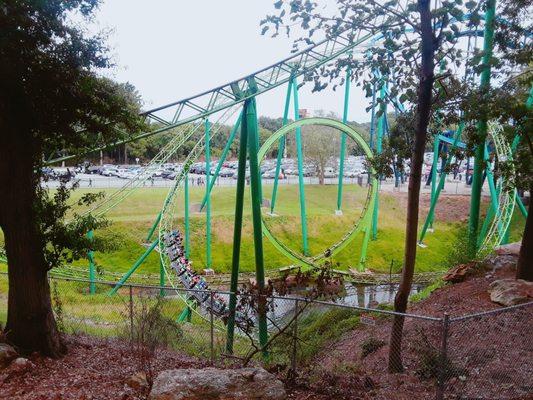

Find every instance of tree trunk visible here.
[0,119,66,357]
[516,191,532,281]
[388,0,435,373]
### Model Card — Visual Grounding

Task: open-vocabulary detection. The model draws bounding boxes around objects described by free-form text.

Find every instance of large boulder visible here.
[489,279,533,306]
[149,367,286,400]
[0,343,17,368]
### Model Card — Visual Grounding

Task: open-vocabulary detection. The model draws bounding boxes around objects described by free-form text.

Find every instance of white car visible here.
[101,167,118,176]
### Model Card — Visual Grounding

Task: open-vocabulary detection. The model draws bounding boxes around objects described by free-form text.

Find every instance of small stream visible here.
[267,282,426,323]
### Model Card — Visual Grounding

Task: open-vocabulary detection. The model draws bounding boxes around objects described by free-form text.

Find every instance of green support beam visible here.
[336,68,351,213]
[177,301,193,323]
[146,212,162,242]
[468,0,497,254]
[226,105,250,354]
[159,259,165,297]
[292,77,309,255]
[109,239,159,295]
[245,98,269,358]
[429,136,440,230]
[87,230,96,294]
[184,172,190,257]
[205,119,212,268]
[371,83,386,240]
[270,78,294,214]
[419,124,464,244]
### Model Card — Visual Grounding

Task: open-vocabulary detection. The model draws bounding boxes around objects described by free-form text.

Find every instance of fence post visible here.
[210,291,215,365]
[291,299,299,378]
[436,313,450,400]
[129,285,134,340]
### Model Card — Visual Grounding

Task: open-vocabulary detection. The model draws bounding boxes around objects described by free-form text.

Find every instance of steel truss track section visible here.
[478,121,516,254]
[157,106,241,323]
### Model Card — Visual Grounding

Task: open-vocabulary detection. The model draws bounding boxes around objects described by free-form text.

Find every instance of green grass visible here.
[56,183,526,276]
[0,183,525,278]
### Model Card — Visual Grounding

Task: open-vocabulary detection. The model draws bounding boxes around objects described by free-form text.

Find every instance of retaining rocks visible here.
[149,367,286,400]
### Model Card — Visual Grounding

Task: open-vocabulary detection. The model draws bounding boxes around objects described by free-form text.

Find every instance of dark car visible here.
[87,165,103,174]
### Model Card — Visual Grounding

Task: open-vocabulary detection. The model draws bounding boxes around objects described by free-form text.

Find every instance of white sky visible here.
[92,0,373,123]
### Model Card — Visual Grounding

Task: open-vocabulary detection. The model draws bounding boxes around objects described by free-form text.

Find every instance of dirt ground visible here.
[393,192,487,223]
[295,254,533,399]
[0,336,208,400]
[1,254,531,400]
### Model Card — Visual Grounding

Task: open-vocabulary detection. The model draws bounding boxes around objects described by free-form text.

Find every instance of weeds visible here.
[127,294,183,391]
[360,337,385,358]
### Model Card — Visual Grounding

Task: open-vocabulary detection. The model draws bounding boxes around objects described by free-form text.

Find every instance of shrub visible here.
[360,337,385,358]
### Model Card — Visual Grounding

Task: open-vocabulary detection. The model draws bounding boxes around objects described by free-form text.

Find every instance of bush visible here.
[360,337,385,358]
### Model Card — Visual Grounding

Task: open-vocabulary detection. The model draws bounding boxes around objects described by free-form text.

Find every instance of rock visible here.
[488,279,533,306]
[149,367,286,400]
[484,254,517,272]
[126,371,149,391]
[0,343,17,368]
[9,357,34,373]
[443,262,478,283]
[494,242,521,256]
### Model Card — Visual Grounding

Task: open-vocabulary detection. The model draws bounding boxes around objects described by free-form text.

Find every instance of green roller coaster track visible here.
[1,4,529,359]
[257,118,378,270]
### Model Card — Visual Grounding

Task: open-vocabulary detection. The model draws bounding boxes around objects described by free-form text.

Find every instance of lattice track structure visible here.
[417,120,517,255]
[478,121,516,254]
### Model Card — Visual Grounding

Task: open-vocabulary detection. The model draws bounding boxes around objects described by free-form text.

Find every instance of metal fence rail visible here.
[0,273,530,399]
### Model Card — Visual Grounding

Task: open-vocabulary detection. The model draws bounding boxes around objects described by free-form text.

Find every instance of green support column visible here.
[270,78,294,214]
[205,119,212,268]
[200,112,242,211]
[468,0,497,254]
[177,301,193,323]
[159,259,165,297]
[245,98,269,358]
[367,79,377,186]
[146,212,162,242]
[292,77,310,255]
[336,68,351,213]
[371,84,386,240]
[109,239,159,295]
[419,124,464,244]
[226,105,249,354]
[87,230,96,294]
[184,172,190,257]
[429,137,440,230]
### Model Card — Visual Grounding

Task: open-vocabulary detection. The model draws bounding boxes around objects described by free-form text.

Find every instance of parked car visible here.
[101,167,118,176]
[218,167,234,177]
[87,165,103,174]
[262,169,282,179]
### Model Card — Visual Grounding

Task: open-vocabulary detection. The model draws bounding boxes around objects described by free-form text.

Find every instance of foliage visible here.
[0,0,145,267]
[127,294,183,387]
[414,328,466,381]
[361,337,386,358]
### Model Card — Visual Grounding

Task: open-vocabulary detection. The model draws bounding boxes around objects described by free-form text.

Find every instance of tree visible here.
[0,1,143,356]
[262,0,487,372]
[302,124,340,184]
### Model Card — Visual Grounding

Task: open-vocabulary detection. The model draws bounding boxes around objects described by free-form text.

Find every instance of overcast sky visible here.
[92,0,373,123]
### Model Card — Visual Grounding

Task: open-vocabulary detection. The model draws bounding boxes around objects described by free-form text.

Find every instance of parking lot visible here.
[42,153,482,196]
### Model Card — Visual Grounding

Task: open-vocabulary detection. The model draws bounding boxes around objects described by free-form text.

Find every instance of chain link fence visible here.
[0,272,531,399]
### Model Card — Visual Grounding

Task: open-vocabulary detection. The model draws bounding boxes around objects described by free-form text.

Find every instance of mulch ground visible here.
[0,335,208,400]
[1,254,531,400]
[293,254,533,399]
